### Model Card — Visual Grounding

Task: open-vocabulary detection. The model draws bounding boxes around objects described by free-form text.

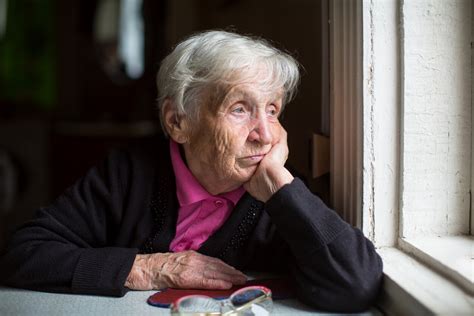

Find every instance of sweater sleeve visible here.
[265,178,383,312]
[0,150,138,296]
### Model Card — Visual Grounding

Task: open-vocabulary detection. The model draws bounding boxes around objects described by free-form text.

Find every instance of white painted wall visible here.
[358,1,473,308]
[471,0,474,235]
[361,0,472,245]
[400,0,472,237]
[361,0,400,247]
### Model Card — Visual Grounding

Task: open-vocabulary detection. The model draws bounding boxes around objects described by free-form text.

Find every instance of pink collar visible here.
[169,140,245,207]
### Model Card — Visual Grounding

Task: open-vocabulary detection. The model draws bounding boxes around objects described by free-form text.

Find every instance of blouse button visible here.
[214,200,224,207]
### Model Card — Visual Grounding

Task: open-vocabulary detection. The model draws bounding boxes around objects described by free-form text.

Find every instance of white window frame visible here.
[471,0,474,235]
[330,0,473,314]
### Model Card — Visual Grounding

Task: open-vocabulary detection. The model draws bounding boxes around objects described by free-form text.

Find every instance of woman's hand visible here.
[125,250,247,290]
[244,126,294,202]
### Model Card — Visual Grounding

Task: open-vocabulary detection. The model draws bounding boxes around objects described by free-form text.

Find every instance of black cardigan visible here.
[0,136,382,312]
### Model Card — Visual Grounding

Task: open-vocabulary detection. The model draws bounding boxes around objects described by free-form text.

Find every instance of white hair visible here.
[156,30,300,135]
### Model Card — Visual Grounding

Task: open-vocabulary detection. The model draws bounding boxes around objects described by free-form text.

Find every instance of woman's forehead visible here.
[202,84,282,113]
[222,84,283,102]
[201,67,285,112]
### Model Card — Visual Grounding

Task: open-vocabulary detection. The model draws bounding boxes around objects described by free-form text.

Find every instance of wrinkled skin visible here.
[125,251,247,290]
[126,73,294,291]
[181,82,291,196]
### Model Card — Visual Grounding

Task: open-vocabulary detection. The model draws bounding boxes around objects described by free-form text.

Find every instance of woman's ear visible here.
[162,99,190,144]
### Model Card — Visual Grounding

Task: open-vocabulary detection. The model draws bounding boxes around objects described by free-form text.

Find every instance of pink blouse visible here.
[168,140,245,252]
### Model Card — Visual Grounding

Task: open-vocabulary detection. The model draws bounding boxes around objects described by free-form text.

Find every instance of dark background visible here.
[0,0,330,249]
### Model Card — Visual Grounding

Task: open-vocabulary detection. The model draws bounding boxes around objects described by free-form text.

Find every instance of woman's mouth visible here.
[241,154,266,164]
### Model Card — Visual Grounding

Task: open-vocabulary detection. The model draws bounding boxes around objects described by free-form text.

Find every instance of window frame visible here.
[329,0,473,313]
[471,1,474,235]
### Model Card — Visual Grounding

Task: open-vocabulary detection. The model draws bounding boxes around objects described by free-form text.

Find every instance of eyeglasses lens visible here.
[228,287,273,316]
[230,288,265,307]
[173,287,273,316]
[176,295,221,314]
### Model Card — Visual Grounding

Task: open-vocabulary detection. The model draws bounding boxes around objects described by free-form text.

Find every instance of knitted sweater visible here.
[0,135,382,312]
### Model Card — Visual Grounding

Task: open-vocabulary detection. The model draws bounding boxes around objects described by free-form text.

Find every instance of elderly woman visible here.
[0,31,382,312]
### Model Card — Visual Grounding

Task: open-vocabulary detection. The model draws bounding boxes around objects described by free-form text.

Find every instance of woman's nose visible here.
[248,116,273,145]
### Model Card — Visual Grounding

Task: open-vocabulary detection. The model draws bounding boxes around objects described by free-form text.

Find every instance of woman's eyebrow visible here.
[220,87,283,109]
[221,89,255,106]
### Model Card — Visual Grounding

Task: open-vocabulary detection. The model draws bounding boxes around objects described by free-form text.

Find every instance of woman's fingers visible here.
[185,252,247,286]
[199,278,233,290]
[197,253,246,277]
[202,266,247,284]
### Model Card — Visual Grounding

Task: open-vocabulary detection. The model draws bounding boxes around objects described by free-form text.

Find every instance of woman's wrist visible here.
[125,254,150,289]
[267,168,294,200]
[125,253,169,290]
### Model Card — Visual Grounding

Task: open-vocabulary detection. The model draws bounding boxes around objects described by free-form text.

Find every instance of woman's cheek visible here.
[227,112,252,125]
[212,126,234,156]
[270,122,283,145]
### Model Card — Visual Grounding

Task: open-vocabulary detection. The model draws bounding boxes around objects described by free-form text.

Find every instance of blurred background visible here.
[0,0,330,248]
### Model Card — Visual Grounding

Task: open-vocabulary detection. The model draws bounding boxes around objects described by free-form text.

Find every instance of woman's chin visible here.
[235,166,258,183]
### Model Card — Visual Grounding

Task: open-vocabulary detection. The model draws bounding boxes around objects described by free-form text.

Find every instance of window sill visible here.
[377,247,473,315]
[398,235,473,295]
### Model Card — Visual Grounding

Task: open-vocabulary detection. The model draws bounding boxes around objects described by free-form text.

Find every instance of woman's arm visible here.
[0,146,247,296]
[244,127,383,312]
[265,178,383,312]
[0,150,137,296]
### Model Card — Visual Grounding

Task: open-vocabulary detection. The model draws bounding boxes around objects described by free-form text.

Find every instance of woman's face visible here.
[181,76,284,195]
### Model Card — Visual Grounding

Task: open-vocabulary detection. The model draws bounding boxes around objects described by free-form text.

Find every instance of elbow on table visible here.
[300,281,383,313]
[297,268,383,313]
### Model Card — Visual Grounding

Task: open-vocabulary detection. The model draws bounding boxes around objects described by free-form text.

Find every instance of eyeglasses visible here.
[170,285,273,316]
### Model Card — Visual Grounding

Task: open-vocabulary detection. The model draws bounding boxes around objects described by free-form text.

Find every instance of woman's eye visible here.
[231,106,246,114]
[267,105,279,117]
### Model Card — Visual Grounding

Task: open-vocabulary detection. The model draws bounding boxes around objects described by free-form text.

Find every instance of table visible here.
[0,287,378,315]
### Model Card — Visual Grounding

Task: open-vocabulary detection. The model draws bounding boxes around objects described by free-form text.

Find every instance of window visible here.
[471,1,474,235]
[330,0,472,314]
[396,0,472,294]
[94,0,145,80]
